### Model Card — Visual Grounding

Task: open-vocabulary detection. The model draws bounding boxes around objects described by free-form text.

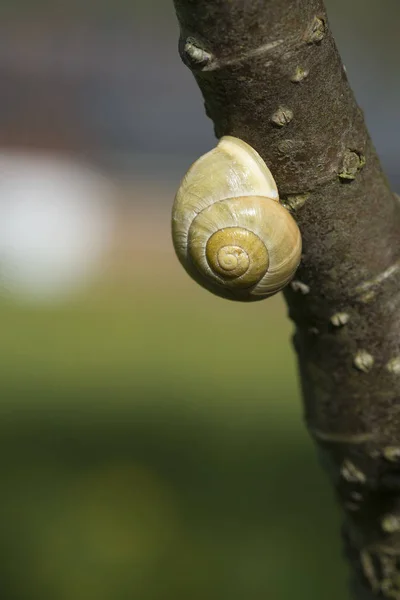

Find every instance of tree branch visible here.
[172,0,400,598]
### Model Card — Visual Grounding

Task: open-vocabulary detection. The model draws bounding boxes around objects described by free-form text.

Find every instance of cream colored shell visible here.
[171,136,302,301]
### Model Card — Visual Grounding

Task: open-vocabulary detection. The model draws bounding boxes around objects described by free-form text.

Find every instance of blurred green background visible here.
[1,1,399,599]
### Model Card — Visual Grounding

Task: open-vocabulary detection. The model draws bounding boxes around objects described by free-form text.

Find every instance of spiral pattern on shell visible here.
[206,227,268,283]
[172,136,302,302]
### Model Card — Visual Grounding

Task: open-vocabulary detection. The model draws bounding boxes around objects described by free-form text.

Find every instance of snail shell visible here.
[172,136,302,302]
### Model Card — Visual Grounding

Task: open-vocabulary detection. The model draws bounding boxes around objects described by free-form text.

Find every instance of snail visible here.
[171,136,302,301]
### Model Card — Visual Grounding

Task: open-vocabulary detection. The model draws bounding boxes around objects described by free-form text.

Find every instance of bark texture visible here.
[173,0,400,598]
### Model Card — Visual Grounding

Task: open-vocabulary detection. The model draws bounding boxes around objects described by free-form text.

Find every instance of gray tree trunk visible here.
[172,1,400,598]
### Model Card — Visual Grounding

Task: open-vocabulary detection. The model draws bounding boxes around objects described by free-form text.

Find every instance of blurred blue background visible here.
[0,1,398,598]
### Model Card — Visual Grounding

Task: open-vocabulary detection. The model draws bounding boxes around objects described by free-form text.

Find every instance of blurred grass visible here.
[0,234,348,599]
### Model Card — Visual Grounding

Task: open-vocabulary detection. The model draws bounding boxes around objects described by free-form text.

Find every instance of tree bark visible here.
[172,0,400,598]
